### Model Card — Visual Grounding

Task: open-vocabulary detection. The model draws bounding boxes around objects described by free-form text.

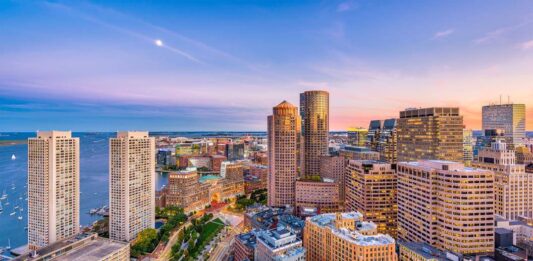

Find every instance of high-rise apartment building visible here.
[268,101,301,207]
[345,160,397,237]
[300,90,329,176]
[473,140,533,220]
[482,103,526,146]
[303,212,397,261]
[28,131,80,249]
[397,160,494,254]
[109,131,155,242]
[366,120,382,150]
[347,127,367,147]
[397,107,463,162]
[377,118,398,163]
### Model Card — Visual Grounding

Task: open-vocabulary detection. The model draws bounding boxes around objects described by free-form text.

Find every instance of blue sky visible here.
[1,0,532,131]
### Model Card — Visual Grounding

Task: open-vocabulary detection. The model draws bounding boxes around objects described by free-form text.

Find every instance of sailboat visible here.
[0,190,7,200]
[6,239,11,250]
[0,201,3,212]
[11,154,16,160]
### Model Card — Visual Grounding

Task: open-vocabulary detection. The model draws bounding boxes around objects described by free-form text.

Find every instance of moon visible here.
[154,39,163,47]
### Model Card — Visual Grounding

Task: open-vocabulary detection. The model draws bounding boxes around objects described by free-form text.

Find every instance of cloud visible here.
[520,40,533,50]
[41,1,202,64]
[433,29,454,39]
[337,1,357,12]
[474,20,532,44]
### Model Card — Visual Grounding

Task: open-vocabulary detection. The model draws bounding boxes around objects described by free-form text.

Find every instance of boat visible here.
[6,239,11,250]
[0,190,7,200]
[0,201,3,212]
[18,215,22,220]
[9,212,15,216]
[11,154,16,160]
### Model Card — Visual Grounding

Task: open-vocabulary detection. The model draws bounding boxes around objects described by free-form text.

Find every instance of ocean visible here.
[0,132,268,250]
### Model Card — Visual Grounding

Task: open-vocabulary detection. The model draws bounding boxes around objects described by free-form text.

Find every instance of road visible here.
[208,214,244,261]
[156,220,191,261]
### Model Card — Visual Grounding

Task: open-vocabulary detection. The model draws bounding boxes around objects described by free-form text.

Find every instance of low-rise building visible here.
[339,146,380,161]
[14,233,129,261]
[254,228,305,261]
[303,212,397,261]
[235,231,257,261]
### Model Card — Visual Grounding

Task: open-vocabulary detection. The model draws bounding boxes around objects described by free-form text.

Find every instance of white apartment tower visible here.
[109,131,155,242]
[28,131,80,250]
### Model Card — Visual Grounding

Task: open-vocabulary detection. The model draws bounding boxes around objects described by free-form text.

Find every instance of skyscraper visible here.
[300,90,329,176]
[366,120,382,150]
[109,131,155,242]
[268,101,301,207]
[482,103,526,147]
[28,131,80,249]
[347,127,367,147]
[463,129,474,166]
[345,160,397,237]
[397,107,463,162]
[377,118,398,163]
[397,160,494,254]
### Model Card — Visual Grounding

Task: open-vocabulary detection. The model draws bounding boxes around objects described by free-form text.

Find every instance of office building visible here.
[397,107,463,162]
[319,155,346,200]
[397,160,494,254]
[28,131,80,249]
[377,118,398,163]
[300,90,329,176]
[366,120,382,150]
[473,140,533,220]
[267,101,301,207]
[225,142,245,161]
[463,129,474,166]
[109,131,155,242]
[254,228,306,261]
[14,233,129,261]
[303,212,397,261]
[347,127,368,147]
[515,146,533,165]
[339,145,380,161]
[294,179,342,215]
[482,103,526,147]
[345,160,397,237]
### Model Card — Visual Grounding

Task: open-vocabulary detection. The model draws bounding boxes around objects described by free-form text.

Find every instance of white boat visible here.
[0,190,7,200]
[11,154,16,160]
[0,201,3,212]
[6,239,10,250]
[9,212,15,216]
[18,216,22,220]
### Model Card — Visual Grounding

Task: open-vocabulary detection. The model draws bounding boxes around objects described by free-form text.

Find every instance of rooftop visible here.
[399,241,448,260]
[309,212,395,246]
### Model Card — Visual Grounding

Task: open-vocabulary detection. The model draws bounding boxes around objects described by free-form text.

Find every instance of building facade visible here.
[366,120,382,150]
[463,129,474,166]
[482,103,526,147]
[377,118,398,163]
[319,155,346,200]
[397,160,494,254]
[303,212,397,261]
[268,101,301,207]
[28,131,80,249]
[345,160,397,237]
[109,131,155,242]
[300,90,329,176]
[397,107,463,162]
[294,179,342,214]
[473,140,533,220]
[347,127,368,147]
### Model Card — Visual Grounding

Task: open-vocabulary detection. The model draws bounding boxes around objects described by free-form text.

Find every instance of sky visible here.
[1,0,533,131]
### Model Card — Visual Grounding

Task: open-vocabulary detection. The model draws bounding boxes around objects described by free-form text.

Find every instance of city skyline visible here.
[1,1,533,131]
